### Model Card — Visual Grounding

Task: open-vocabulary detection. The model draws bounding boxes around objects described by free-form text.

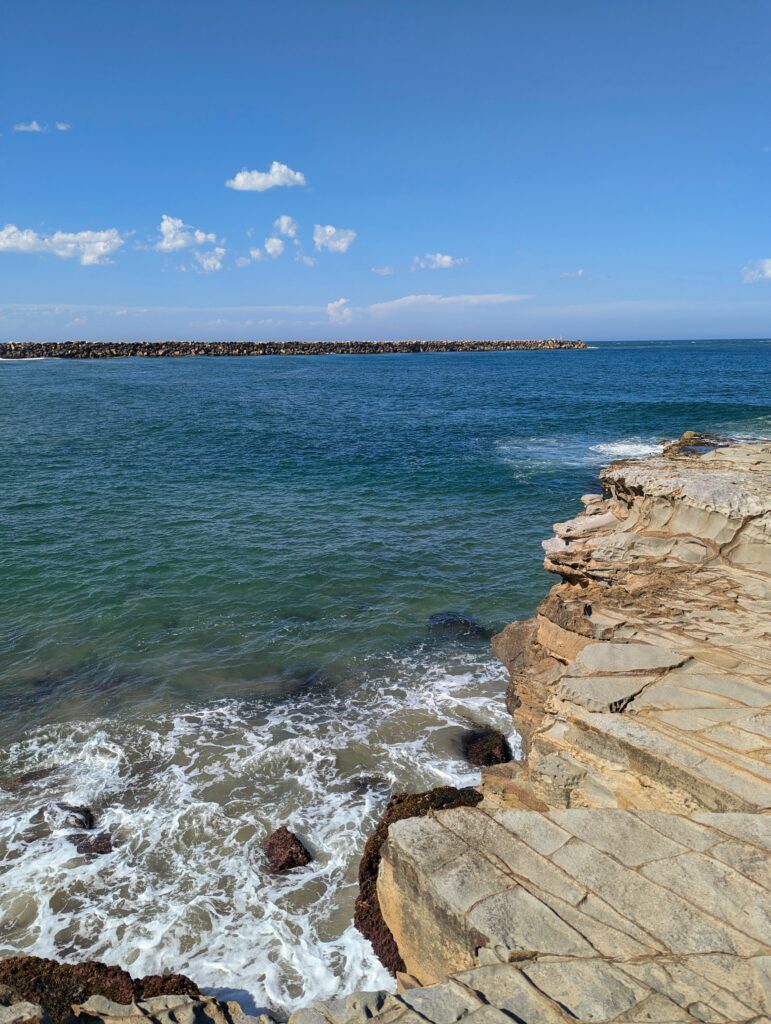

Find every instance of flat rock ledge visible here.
[295,434,771,1024]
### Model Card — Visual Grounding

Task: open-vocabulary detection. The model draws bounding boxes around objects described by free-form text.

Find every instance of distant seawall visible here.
[0,339,586,359]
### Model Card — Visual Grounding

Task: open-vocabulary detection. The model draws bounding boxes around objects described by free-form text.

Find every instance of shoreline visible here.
[0,339,586,360]
[2,432,768,1024]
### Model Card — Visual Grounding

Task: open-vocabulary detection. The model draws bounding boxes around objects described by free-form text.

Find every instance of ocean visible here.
[0,338,769,1012]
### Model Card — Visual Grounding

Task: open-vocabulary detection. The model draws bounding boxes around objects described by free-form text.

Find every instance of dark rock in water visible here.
[0,956,198,1024]
[462,727,512,767]
[58,803,95,830]
[345,775,392,799]
[70,831,113,857]
[354,785,482,975]
[426,611,492,641]
[262,826,312,872]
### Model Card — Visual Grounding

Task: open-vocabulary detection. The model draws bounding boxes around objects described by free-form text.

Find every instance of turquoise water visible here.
[0,339,769,1010]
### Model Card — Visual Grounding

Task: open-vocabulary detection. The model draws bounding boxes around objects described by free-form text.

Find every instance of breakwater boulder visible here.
[0,339,586,360]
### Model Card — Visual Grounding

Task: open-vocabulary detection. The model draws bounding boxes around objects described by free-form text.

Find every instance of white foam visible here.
[588,440,664,459]
[0,650,513,1016]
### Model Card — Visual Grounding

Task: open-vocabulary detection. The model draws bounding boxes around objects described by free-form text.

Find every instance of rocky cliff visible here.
[326,433,771,1024]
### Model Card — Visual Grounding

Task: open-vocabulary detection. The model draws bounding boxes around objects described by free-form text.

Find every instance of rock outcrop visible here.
[320,434,771,1024]
[0,957,198,1024]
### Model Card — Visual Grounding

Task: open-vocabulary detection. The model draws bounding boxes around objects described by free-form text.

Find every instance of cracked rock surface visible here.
[297,435,770,1024]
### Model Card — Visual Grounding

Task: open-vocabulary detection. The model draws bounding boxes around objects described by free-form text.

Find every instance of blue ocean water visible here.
[0,339,769,1009]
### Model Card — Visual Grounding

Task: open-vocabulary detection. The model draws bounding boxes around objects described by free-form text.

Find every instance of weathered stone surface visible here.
[348,436,771,1024]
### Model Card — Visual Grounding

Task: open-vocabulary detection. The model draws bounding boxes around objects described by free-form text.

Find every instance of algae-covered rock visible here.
[461,727,512,767]
[262,826,313,872]
[354,786,482,973]
[0,957,198,1024]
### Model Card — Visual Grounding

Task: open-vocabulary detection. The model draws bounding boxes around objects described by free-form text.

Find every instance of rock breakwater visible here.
[0,339,585,360]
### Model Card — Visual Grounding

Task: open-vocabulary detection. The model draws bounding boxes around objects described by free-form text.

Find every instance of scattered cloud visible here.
[248,247,265,262]
[298,254,316,266]
[264,236,285,259]
[367,292,531,315]
[314,224,357,254]
[153,214,217,252]
[741,259,771,283]
[411,252,468,270]
[372,265,395,276]
[55,122,71,132]
[274,215,298,238]
[13,120,44,133]
[194,247,226,272]
[327,297,352,323]
[226,161,306,192]
[561,268,585,278]
[0,223,124,265]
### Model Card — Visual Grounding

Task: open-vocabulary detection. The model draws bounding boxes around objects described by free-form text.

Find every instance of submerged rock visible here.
[354,786,482,974]
[426,612,491,641]
[0,957,198,1024]
[262,826,312,872]
[58,804,95,831]
[0,768,58,793]
[461,727,512,767]
[70,831,113,857]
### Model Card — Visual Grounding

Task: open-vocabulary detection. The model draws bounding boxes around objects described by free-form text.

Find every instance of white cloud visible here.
[367,293,531,315]
[14,120,44,133]
[153,214,217,252]
[314,224,357,254]
[264,236,285,258]
[372,265,395,276]
[274,215,298,238]
[298,254,316,266]
[226,161,306,192]
[0,223,124,265]
[194,247,226,272]
[248,247,265,262]
[561,268,585,278]
[55,122,71,132]
[411,252,468,270]
[327,297,352,323]
[741,259,771,283]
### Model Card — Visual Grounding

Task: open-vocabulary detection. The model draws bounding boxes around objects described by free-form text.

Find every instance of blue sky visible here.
[2,0,771,341]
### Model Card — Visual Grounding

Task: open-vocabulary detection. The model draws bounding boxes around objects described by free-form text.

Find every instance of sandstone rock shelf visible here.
[300,434,771,1024]
[0,340,586,359]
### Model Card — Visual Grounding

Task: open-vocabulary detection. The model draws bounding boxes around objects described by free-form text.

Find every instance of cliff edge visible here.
[307,434,770,1024]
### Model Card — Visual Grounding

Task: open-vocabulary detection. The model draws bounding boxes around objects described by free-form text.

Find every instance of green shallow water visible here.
[0,339,769,1010]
